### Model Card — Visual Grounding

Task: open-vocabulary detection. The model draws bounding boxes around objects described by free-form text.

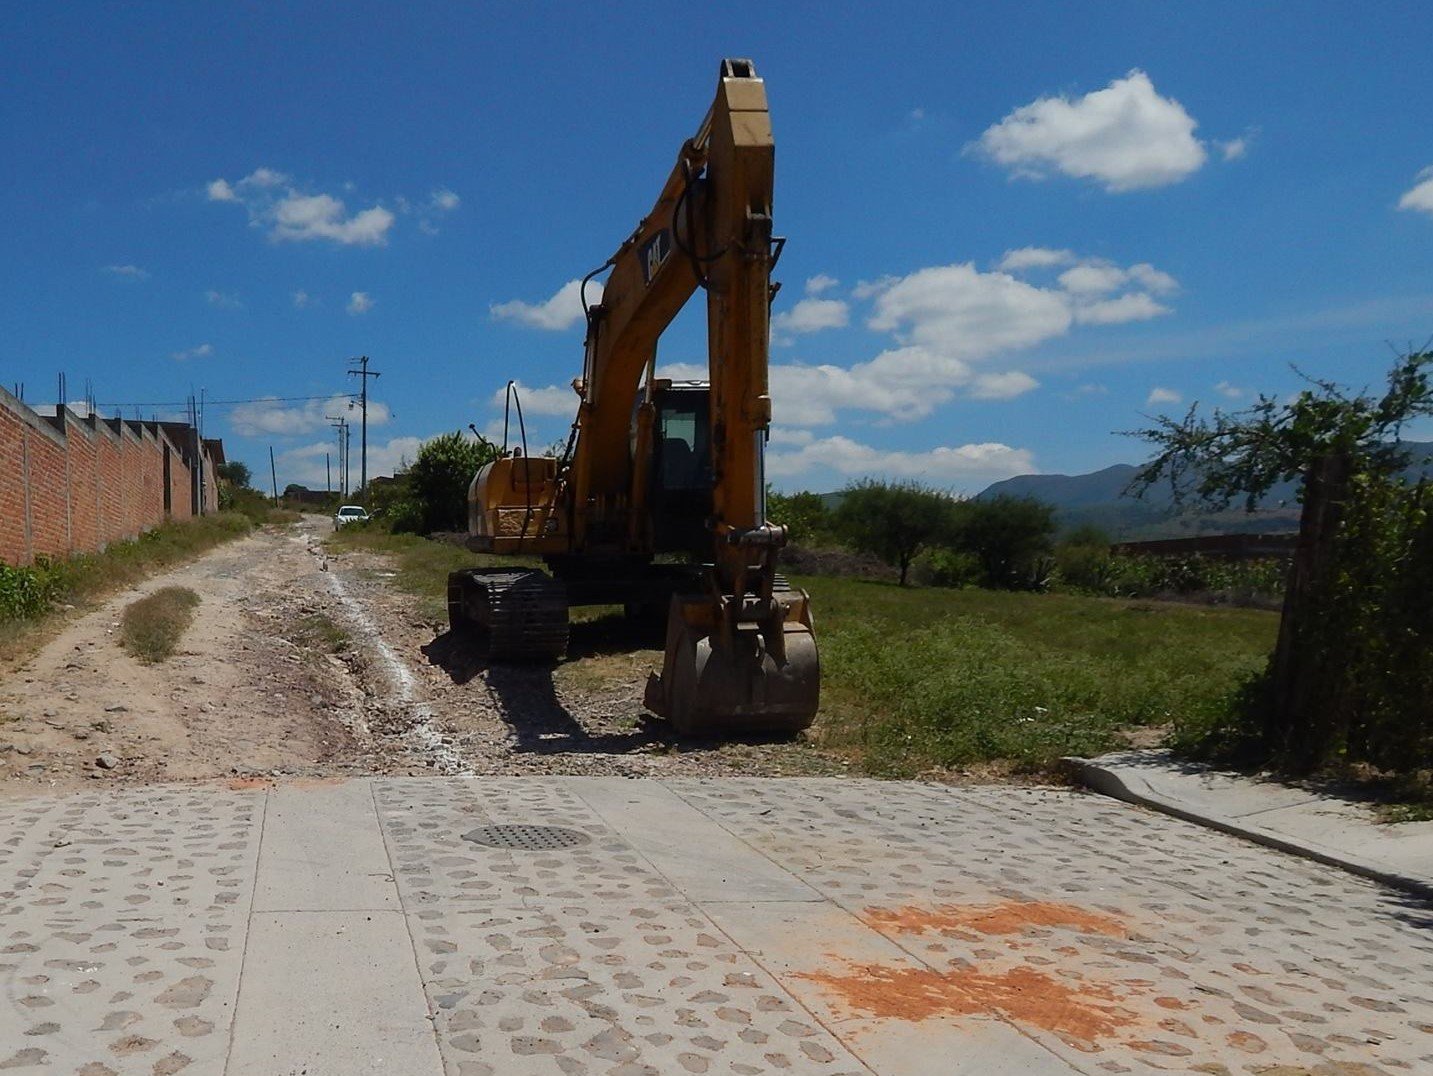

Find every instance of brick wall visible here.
[0,388,225,566]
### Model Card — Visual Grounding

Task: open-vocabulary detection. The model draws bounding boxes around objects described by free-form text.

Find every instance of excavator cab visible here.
[648,381,712,554]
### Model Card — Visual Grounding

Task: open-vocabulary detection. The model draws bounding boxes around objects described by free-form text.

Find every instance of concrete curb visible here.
[1064,756,1433,902]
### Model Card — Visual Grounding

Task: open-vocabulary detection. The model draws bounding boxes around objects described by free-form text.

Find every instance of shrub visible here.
[951,495,1057,590]
[407,432,500,534]
[833,479,959,586]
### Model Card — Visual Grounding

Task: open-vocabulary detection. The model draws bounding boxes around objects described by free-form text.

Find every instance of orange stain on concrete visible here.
[797,962,1135,1043]
[863,901,1130,940]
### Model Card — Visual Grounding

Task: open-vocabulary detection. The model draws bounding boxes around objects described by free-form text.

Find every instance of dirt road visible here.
[0,518,841,792]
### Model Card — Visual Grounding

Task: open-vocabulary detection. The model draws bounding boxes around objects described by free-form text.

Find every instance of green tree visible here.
[1130,348,1433,774]
[217,461,252,488]
[833,479,958,586]
[952,495,1057,589]
[767,488,830,546]
[407,431,501,534]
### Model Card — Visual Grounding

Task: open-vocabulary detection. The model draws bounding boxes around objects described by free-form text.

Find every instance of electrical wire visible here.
[95,392,357,410]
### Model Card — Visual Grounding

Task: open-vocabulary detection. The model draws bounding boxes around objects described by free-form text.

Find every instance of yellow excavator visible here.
[449,58,818,736]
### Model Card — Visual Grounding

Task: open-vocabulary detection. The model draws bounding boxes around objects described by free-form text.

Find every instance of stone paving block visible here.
[408,901,866,1076]
[705,899,1077,1074]
[668,779,1433,1073]
[374,777,682,908]
[0,786,264,1074]
[568,777,822,904]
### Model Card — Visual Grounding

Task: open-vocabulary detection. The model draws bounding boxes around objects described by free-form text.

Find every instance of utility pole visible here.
[326,416,348,497]
[269,446,279,505]
[347,355,380,504]
[326,452,331,495]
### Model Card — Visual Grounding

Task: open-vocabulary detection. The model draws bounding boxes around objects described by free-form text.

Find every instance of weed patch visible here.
[328,528,536,623]
[294,612,352,654]
[1,512,259,665]
[120,587,201,663]
[802,577,1275,777]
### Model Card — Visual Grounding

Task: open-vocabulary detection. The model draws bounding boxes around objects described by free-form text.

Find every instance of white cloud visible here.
[207,166,395,246]
[804,274,839,295]
[229,394,387,438]
[1214,380,1247,399]
[971,371,1040,399]
[171,343,213,362]
[851,276,898,300]
[489,381,577,418]
[430,188,460,212]
[767,434,1035,490]
[273,194,394,246]
[292,290,311,309]
[1073,292,1171,325]
[491,279,599,331]
[241,167,288,188]
[973,70,1208,192]
[102,264,150,281]
[656,252,1177,427]
[277,434,422,489]
[1126,262,1179,294]
[1398,167,1433,217]
[1057,263,1130,295]
[1217,138,1247,161]
[868,263,1073,355]
[205,289,243,309]
[1146,387,1182,406]
[347,291,373,316]
[996,247,1073,272]
[772,297,849,342]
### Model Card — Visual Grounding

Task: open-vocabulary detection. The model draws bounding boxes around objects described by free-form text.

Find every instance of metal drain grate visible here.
[461,824,592,851]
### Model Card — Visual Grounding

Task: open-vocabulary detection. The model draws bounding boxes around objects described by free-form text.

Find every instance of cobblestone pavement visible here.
[2,778,1431,1074]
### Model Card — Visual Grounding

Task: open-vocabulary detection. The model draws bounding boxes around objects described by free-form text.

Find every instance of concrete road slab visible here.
[569,776,822,903]
[0,785,263,1074]
[227,910,443,1076]
[1071,748,1433,895]
[705,899,1076,1074]
[253,779,400,912]
[5,776,1433,1074]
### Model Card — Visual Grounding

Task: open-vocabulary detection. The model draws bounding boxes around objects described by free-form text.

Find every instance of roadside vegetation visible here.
[808,576,1274,776]
[0,463,294,664]
[119,586,201,663]
[1129,348,1433,813]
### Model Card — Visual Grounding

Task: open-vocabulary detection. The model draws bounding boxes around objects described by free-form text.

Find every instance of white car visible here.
[333,505,369,529]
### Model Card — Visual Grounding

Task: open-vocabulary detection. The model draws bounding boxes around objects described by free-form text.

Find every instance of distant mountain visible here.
[978,441,1433,541]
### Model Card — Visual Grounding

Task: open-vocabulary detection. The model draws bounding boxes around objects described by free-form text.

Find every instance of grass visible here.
[293,612,352,654]
[119,586,202,663]
[0,511,263,666]
[327,528,516,622]
[326,528,1278,778]
[798,576,1276,777]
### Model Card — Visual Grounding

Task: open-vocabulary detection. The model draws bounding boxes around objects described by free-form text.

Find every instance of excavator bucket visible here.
[644,588,819,736]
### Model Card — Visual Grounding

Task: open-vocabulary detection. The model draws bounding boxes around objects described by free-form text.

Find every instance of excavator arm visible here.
[458,58,819,734]
[575,58,818,733]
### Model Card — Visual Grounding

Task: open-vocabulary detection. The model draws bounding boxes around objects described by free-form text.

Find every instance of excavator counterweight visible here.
[452,58,819,735]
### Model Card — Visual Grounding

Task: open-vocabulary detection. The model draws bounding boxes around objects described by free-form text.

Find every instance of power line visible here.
[93,392,357,409]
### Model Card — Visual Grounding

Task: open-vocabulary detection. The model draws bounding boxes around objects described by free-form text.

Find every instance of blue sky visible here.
[5,2,1433,494]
